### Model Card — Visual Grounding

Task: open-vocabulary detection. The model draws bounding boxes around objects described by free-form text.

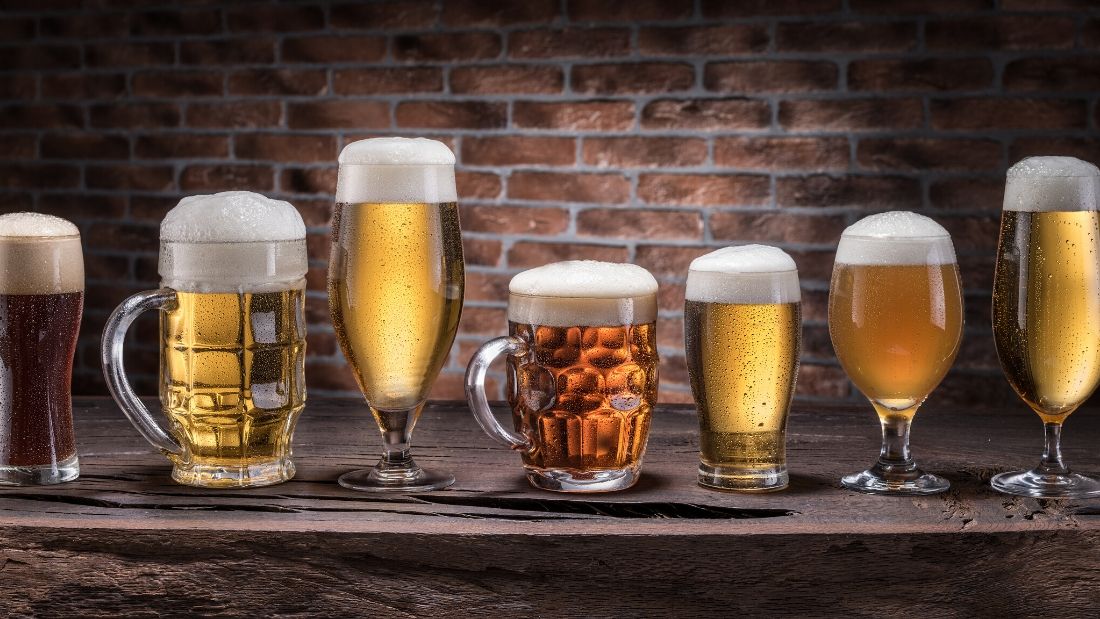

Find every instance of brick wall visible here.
[2,0,1099,408]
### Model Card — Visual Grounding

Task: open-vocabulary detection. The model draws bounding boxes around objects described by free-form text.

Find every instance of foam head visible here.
[1003,156,1100,212]
[835,211,956,266]
[336,137,457,204]
[508,261,659,326]
[686,245,800,304]
[0,212,83,294]
[158,192,307,293]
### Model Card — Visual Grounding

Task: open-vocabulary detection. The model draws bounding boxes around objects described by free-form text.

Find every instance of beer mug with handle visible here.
[101,192,308,488]
[465,261,659,493]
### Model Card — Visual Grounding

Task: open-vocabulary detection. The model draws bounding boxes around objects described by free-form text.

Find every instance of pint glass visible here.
[465,261,659,492]
[102,191,307,488]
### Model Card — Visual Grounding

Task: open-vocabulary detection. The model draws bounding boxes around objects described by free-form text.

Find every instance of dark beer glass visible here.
[0,212,83,485]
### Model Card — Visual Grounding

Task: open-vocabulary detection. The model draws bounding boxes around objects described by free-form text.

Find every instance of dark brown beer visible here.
[0,291,82,466]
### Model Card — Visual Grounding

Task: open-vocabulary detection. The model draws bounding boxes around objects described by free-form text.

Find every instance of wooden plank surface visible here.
[1,397,1099,616]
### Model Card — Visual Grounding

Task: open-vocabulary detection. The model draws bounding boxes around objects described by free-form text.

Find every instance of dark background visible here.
[1,0,1098,408]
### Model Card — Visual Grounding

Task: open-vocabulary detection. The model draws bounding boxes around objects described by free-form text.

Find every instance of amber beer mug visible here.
[102,192,307,488]
[0,213,83,485]
[466,261,659,492]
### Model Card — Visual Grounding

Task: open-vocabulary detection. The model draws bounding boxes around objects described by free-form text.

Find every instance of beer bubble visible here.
[686,244,800,305]
[508,261,659,327]
[0,213,83,295]
[1004,155,1099,213]
[337,137,457,204]
[835,211,957,267]
[0,212,79,238]
[161,191,305,243]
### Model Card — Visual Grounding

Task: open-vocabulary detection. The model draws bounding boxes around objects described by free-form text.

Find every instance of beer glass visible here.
[328,137,464,492]
[684,245,801,492]
[465,260,659,493]
[828,211,963,495]
[0,213,83,485]
[102,191,307,488]
[991,156,1100,498]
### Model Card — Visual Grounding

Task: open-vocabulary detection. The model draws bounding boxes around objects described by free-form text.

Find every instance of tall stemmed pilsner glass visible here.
[828,212,963,495]
[991,156,1100,499]
[328,138,464,492]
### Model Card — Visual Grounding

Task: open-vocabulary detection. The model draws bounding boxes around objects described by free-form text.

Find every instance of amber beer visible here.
[0,213,83,485]
[684,246,801,492]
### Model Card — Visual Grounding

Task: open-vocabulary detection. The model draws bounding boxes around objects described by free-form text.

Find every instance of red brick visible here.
[776,21,917,52]
[85,42,174,67]
[928,372,1018,410]
[569,0,692,21]
[509,172,630,204]
[40,73,127,100]
[777,175,921,209]
[0,135,35,160]
[2,16,37,39]
[464,272,512,302]
[638,174,771,206]
[393,32,501,62]
[1010,137,1100,166]
[711,212,846,245]
[938,215,1001,252]
[926,17,1074,50]
[280,167,336,195]
[306,330,337,357]
[779,99,923,131]
[463,238,503,267]
[0,192,32,211]
[305,232,331,258]
[513,100,635,131]
[507,241,629,268]
[0,105,84,129]
[463,136,575,166]
[715,137,849,171]
[639,25,769,55]
[658,387,695,405]
[1000,0,1099,9]
[236,134,337,163]
[705,61,838,93]
[929,178,1005,211]
[702,0,841,17]
[796,365,851,399]
[86,164,174,192]
[657,282,686,312]
[396,101,506,129]
[1004,58,1100,92]
[293,199,334,227]
[642,99,770,130]
[135,134,229,159]
[456,171,502,199]
[83,254,130,281]
[849,58,993,92]
[90,103,179,129]
[181,165,275,192]
[858,138,1001,172]
[304,360,360,393]
[330,1,437,30]
[41,133,129,159]
[38,194,126,221]
[431,370,500,401]
[458,306,508,336]
[788,250,836,282]
[0,75,36,99]
[187,101,281,129]
[282,35,387,63]
[0,45,80,71]
[85,223,158,253]
[583,137,706,168]
[130,9,221,36]
[460,205,570,235]
[572,63,694,94]
[333,68,442,95]
[850,0,992,12]
[287,101,388,130]
[633,245,711,278]
[509,28,630,58]
[132,71,223,98]
[228,69,328,96]
[180,39,276,65]
[226,4,324,31]
[578,209,702,241]
[931,98,1086,130]
[129,195,180,222]
[443,0,558,26]
[451,65,563,94]
[1085,19,1100,48]
[38,13,128,38]
[0,163,80,190]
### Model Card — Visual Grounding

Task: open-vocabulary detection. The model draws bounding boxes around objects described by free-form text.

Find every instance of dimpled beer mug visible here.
[102,192,307,488]
[0,213,84,485]
[466,261,659,492]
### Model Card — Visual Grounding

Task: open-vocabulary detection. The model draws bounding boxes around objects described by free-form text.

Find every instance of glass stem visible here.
[871,403,919,475]
[1037,422,1068,476]
[371,405,422,474]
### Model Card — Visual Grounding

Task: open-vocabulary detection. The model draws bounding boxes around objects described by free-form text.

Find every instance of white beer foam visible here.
[686,245,801,304]
[508,261,659,327]
[1004,156,1100,212]
[337,138,458,204]
[0,214,83,294]
[835,211,956,266]
[161,191,306,243]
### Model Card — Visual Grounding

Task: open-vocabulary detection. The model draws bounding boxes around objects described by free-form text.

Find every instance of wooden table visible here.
[1,398,1099,616]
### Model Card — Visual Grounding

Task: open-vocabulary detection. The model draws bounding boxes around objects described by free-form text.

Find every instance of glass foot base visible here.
[991,468,1100,499]
[525,465,639,493]
[172,457,295,488]
[842,466,949,496]
[339,464,454,493]
[698,462,788,492]
[0,453,79,486]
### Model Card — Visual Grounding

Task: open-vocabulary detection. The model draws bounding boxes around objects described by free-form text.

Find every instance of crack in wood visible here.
[407,495,797,519]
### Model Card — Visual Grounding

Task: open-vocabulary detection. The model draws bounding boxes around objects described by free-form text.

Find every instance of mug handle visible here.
[100,288,183,457]
[464,336,532,452]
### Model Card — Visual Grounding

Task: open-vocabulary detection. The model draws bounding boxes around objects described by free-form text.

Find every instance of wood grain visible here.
[1,398,1099,616]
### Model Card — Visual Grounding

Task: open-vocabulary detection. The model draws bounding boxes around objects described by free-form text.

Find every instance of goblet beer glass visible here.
[465,261,659,492]
[991,156,1100,498]
[684,245,801,492]
[328,137,464,492]
[102,191,307,488]
[828,211,963,495]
